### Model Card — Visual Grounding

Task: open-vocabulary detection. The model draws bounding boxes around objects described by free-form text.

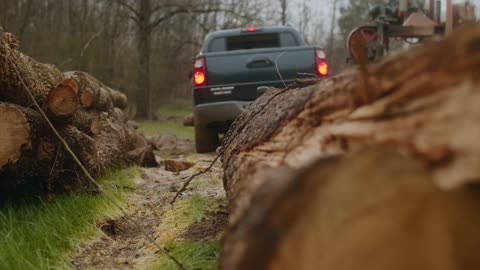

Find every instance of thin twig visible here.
[170,85,294,205]
[169,52,296,205]
[59,27,105,68]
[7,48,187,270]
[48,143,61,176]
[275,51,288,88]
[170,155,220,205]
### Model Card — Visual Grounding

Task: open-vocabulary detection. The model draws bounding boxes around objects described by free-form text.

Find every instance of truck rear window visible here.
[226,34,280,51]
[207,32,300,52]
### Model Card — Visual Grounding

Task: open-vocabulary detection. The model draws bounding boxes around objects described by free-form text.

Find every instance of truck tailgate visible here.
[205,46,317,86]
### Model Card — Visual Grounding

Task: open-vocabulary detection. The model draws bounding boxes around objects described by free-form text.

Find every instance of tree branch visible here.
[116,0,140,19]
[149,8,230,30]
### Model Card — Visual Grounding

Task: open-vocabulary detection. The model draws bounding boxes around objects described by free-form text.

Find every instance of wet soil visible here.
[71,136,224,270]
[179,210,228,241]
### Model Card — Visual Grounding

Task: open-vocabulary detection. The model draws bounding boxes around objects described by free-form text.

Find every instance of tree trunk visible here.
[136,0,152,120]
[280,0,287,25]
[220,25,480,270]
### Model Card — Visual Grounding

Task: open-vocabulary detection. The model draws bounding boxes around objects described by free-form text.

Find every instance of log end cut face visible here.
[47,84,79,118]
[0,103,30,168]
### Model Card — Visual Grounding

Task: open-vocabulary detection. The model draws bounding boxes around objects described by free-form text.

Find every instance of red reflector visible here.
[194,71,205,85]
[246,27,257,32]
[318,61,328,76]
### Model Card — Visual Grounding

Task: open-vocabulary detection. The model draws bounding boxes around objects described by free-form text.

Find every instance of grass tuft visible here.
[148,240,220,270]
[158,194,221,245]
[149,193,223,270]
[0,167,137,270]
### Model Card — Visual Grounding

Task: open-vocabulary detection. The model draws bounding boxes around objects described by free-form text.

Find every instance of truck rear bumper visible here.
[194,101,251,126]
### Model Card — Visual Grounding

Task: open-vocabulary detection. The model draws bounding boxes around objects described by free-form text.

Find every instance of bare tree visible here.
[0,0,317,117]
[117,0,232,119]
[280,0,287,25]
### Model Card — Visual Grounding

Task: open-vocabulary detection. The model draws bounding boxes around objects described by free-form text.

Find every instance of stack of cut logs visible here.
[0,32,155,203]
[221,24,480,269]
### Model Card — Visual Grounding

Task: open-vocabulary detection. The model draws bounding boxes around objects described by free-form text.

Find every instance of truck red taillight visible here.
[315,49,329,77]
[193,58,207,87]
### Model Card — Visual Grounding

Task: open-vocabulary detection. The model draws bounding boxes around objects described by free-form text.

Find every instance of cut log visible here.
[0,102,57,203]
[148,134,177,151]
[3,32,19,50]
[127,120,140,130]
[112,107,126,123]
[71,109,101,135]
[0,103,32,168]
[47,83,79,119]
[0,33,154,203]
[127,146,158,168]
[61,78,79,94]
[0,33,64,107]
[221,25,480,269]
[183,114,194,126]
[64,71,127,111]
[222,148,480,270]
[80,88,95,107]
[164,159,195,172]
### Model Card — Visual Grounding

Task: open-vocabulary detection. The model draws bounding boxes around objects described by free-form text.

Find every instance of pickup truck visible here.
[192,26,328,153]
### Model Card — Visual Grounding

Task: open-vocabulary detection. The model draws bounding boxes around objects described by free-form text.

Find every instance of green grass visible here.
[148,240,220,270]
[0,167,138,270]
[147,194,222,270]
[156,104,192,118]
[158,194,221,245]
[139,121,194,140]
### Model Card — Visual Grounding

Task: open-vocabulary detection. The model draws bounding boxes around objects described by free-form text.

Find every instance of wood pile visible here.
[0,32,156,203]
[220,24,480,269]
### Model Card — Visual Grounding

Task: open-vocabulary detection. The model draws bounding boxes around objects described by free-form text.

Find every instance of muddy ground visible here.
[72,135,226,270]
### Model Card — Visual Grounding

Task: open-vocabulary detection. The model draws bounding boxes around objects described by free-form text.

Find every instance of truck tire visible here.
[195,124,219,153]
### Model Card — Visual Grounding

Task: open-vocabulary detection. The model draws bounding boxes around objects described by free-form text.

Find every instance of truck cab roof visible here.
[201,26,306,53]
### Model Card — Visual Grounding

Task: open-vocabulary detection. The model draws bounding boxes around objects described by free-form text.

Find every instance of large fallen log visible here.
[221,24,480,269]
[0,102,60,201]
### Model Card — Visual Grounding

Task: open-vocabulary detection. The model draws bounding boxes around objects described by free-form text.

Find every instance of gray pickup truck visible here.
[192,26,328,152]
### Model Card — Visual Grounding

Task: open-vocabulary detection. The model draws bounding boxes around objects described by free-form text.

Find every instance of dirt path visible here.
[72,137,225,270]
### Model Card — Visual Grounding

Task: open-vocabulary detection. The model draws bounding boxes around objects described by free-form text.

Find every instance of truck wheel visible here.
[195,124,219,153]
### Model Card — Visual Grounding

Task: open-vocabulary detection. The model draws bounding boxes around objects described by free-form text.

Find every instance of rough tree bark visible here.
[64,71,128,110]
[136,0,153,120]
[0,35,64,107]
[0,32,156,203]
[220,25,480,269]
